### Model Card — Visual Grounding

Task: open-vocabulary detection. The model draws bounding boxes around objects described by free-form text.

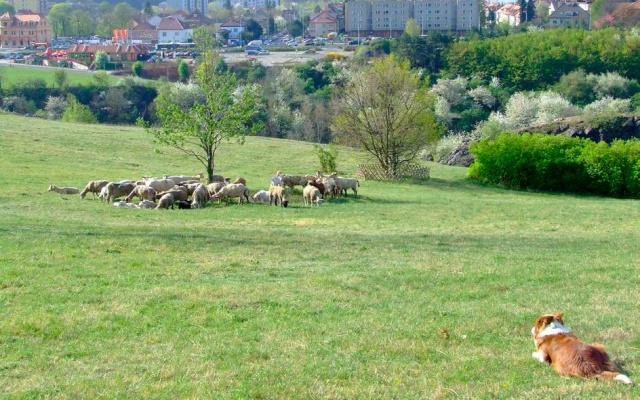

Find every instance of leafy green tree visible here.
[526,0,536,23]
[112,2,136,29]
[48,3,72,37]
[141,1,154,19]
[149,51,263,183]
[94,50,108,70]
[242,19,263,42]
[70,10,94,36]
[393,32,452,73]
[177,59,190,82]
[53,69,68,90]
[132,61,143,77]
[287,20,303,38]
[332,57,441,178]
[0,1,15,15]
[62,94,98,124]
[404,18,421,36]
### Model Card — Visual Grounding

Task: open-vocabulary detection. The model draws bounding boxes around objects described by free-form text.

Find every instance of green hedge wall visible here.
[469,133,640,198]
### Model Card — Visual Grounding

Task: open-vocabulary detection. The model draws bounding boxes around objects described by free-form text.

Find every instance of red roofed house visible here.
[67,43,151,67]
[495,3,521,26]
[219,20,244,41]
[308,3,344,38]
[130,20,158,44]
[157,16,193,44]
[0,11,50,48]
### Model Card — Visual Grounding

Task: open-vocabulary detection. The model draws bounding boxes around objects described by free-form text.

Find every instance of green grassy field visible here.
[0,113,638,399]
[0,64,121,87]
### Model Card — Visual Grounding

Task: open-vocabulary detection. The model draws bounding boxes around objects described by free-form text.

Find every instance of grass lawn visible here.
[0,64,121,87]
[0,113,638,399]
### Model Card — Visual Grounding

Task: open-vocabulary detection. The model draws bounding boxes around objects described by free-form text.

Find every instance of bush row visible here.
[468,133,640,198]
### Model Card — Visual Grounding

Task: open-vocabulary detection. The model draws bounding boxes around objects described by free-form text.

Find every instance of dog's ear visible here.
[553,312,564,322]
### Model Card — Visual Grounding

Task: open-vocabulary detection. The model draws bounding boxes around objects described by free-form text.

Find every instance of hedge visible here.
[469,133,640,198]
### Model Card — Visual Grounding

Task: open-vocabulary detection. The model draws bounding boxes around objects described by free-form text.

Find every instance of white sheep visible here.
[80,180,109,199]
[143,178,176,192]
[155,193,175,209]
[47,185,80,195]
[206,182,226,200]
[252,189,271,204]
[138,200,157,209]
[124,185,156,202]
[113,201,139,208]
[334,177,360,197]
[270,175,283,187]
[281,174,307,192]
[303,185,323,207]
[211,184,250,205]
[104,182,137,204]
[191,184,209,208]
[163,173,204,184]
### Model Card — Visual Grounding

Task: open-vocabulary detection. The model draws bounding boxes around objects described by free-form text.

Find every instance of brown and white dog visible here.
[531,312,632,384]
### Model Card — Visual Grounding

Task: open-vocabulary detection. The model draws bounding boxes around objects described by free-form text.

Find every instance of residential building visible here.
[495,3,520,26]
[6,0,47,14]
[308,3,344,38]
[130,20,158,44]
[166,0,208,13]
[548,2,590,27]
[0,11,50,48]
[344,0,479,38]
[219,20,244,41]
[213,0,280,8]
[157,16,193,43]
[67,43,151,66]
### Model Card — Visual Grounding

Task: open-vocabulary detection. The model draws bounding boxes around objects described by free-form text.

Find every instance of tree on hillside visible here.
[242,19,264,42]
[70,10,94,37]
[112,2,136,29]
[0,1,15,15]
[148,51,263,183]
[331,57,441,178]
[48,3,72,37]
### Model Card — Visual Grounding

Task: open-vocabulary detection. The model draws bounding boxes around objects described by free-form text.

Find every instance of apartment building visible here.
[345,0,479,37]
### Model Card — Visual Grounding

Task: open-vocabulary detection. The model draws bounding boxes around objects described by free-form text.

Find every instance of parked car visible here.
[257,49,270,55]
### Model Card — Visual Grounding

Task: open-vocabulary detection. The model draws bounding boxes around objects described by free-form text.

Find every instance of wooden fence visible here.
[355,163,430,181]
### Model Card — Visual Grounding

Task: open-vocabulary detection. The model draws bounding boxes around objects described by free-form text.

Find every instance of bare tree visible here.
[331,57,441,177]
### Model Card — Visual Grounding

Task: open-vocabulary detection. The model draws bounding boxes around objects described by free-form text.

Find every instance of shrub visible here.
[314,143,339,173]
[323,52,346,61]
[132,61,143,77]
[470,133,640,198]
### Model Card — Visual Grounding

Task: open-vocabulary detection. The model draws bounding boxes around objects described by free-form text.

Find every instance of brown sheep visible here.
[80,180,109,199]
[269,186,288,208]
[124,185,156,202]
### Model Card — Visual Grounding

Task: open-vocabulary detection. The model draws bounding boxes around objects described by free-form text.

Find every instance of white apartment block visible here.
[166,0,208,13]
[212,0,280,9]
[345,0,479,37]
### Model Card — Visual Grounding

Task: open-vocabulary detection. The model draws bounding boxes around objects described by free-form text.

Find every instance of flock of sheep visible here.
[47,170,360,210]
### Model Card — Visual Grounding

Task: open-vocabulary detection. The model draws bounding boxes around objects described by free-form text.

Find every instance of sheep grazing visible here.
[177,200,192,209]
[334,177,360,197]
[155,193,175,209]
[281,174,308,192]
[113,201,139,208]
[143,177,176,193]
[252,189,270,204]
[104,181,137,204]
[308,180,326,198]
[269,185,288,208]
[210,174,225,183]
[80,180,109,199]
[156,188,188,202]
[303,185,324,207]
[233,177,247,186]
[163,173,204,184]
[138,200,157,209]
[124,185,156,203]
[211,184,250,205]
[47,185,80,195]
[206,182,226,198]
[191,184,209,208]
[270,175,283,187]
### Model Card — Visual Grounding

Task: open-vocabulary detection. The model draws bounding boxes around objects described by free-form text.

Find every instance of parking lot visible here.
[221,46,351,67]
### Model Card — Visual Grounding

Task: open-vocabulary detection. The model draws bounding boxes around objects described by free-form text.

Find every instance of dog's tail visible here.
[596,371,633,385]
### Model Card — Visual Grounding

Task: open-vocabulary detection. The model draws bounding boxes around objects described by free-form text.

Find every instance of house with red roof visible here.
[308,3,344,38]
[157,16,193,44]
[0,11,50,48]
[66,43,151,67]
